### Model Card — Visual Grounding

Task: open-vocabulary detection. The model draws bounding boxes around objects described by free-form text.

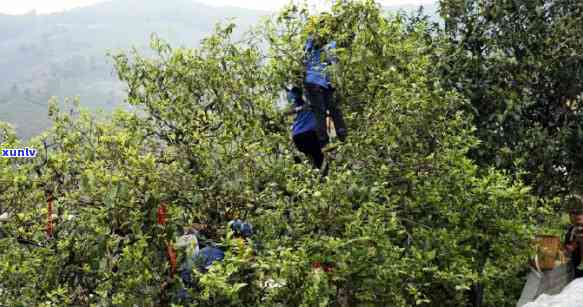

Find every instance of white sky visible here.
[0,0,436,15]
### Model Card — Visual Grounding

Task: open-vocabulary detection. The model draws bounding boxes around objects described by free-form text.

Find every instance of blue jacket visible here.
[304,37,337,89]
[287,89,316,136]
[178,246,225,301]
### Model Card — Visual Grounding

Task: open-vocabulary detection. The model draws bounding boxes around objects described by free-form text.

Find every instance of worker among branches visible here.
[284,86,325,170]
[564,193,583,278]
[303,13,347,148]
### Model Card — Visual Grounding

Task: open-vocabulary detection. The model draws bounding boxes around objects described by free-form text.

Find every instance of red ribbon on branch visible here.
[157,203,167,225]
[312,261,334,273]
[46,193,54,237]
[158,202,175,276]
[166,240,177,276]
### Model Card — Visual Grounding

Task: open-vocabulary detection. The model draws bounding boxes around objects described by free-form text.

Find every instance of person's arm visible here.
[283,87,309,116]
[324,41,341,88]
[283,104,308,116]
[565,225,578,254]
[328,41,339,65]
[304,37,314,66]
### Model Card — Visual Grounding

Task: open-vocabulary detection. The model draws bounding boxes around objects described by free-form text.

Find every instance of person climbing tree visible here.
[303,13,347,148]
[564,193,583,278]
[284,86,325,170]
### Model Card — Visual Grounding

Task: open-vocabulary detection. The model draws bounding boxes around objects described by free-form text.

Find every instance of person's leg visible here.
[325,88,348,142]
[304,84,329,147]
[304,131,324,169]
[293,132,311,164]
[293,131,324,169]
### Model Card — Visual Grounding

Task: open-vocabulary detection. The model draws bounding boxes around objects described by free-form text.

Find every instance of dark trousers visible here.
[564,226,583,278]
[293,130,324,169]
[304,83,347,147]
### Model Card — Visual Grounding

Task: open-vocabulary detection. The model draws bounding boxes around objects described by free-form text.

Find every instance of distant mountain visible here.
[384,2,440,22]
[0,0,267,139]
[0,0,439,139]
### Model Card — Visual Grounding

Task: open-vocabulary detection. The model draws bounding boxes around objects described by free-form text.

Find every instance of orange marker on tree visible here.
[157,203,167,225]
[46,193,53,237]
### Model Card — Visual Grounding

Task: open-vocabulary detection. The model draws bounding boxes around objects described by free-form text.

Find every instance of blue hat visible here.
[229,219,253,238]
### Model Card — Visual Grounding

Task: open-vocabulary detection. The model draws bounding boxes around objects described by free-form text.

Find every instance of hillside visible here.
[0,0,266,139]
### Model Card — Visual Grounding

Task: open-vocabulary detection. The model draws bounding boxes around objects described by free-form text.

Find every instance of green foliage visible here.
[438,0,583,196]
[0,1,558,306]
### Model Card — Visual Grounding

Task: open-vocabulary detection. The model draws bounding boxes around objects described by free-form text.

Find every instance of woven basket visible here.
[535,235,561,271]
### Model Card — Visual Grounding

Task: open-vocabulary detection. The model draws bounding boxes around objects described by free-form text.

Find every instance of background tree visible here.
[438,0,583,197]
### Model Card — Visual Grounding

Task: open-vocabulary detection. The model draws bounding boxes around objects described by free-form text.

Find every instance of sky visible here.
[0,0,436,15]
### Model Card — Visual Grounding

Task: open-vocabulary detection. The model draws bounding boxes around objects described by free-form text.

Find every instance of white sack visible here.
[523,278,583,307]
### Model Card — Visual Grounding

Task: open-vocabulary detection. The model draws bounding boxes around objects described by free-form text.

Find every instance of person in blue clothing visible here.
[177,220,254,302]
[303,14,348,148]
[285,86,325,169]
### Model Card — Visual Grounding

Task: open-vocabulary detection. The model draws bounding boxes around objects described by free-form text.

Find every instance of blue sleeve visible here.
[304,38,314,65]
[327,41,338,64]
[286,90,298,104]
[305,37,314,50]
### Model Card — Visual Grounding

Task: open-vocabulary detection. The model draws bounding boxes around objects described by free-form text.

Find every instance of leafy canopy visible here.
[0,1,553,306]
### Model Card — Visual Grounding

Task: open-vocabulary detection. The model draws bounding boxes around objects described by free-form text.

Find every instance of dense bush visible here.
[438,0,583,196]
